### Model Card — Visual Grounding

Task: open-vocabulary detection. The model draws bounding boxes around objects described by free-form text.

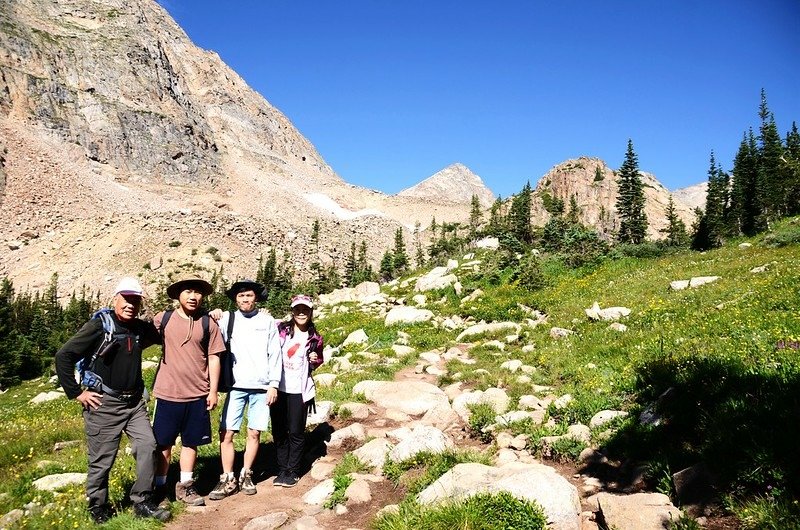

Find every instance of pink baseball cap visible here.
[290,294,313,309]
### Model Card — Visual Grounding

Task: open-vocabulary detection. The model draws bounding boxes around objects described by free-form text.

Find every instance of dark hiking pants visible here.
[270,391,308,475]
[83,394,156,507]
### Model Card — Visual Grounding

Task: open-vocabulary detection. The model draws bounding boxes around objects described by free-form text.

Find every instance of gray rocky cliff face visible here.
[0,0,333,187]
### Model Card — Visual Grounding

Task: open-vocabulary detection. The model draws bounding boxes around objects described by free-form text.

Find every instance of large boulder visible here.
[32,473,86,491]
[385,306,435,326]
[387,425,454,462]
[353,380,450,416]
[594,492,682,530]
[417,462,580,530]
[584,302,631,321]
[456,322,522,342]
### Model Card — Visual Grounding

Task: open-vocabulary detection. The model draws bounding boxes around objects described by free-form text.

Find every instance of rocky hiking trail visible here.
[162,343,720,530]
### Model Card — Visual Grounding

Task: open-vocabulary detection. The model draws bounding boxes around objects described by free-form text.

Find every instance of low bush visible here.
[372,491,547,530]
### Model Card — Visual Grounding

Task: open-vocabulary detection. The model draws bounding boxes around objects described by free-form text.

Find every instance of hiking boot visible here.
[175,479,205,506]
[208,474,238,500]
[133,498,171,522]
[281,473,300,488]
[88,504,114,524]
[240,469,256,495]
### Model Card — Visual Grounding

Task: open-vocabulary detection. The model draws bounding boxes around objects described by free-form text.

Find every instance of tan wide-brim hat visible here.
[166,275,214,300]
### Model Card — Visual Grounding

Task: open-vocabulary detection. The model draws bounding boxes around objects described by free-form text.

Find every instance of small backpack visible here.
[75,309,123,391]
[217,311,236,393]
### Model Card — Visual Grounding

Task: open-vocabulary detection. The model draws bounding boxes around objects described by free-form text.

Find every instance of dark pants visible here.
[83,394,156,507]
[269,392,307,475]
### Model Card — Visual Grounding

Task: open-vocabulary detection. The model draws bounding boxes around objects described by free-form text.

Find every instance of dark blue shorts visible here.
[152,398,212,447]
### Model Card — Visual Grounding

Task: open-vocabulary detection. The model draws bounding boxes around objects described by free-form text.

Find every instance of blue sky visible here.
[157,0,799,197]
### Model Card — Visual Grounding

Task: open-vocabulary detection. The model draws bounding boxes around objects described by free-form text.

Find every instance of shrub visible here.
[168,240,181,247]
[373,492,547,530]
[549,437,587,463]
[467,403,496,442]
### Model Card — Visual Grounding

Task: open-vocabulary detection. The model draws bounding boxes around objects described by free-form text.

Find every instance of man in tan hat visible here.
[152,275,226,506]
[55,277,171,524]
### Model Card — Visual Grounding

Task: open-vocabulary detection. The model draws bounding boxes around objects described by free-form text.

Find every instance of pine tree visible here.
[567,195,581,225]
[508,182,533,244]
[344,242,357,287]
[487,196,504,236]
[379,250,394,281]
[784,121,800,215]
[469,194,482,238]
[702,151,726,248]
[661,196,688,246]
[615,139,648,244]
[731,129,762,236]
[413,222,425,269]
[757,89,786,221]
[392,228,409,275]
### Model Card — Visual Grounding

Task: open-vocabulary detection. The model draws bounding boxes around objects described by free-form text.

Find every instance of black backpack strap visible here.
[152,309,174,390]
[225,310,235,351]
[158,310,174,365]
[201,313,210,357]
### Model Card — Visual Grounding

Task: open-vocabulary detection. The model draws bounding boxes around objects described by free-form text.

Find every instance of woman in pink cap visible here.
[270,294,324,487]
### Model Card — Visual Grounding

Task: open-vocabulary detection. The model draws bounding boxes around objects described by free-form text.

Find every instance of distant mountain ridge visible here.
[0,0,702,298]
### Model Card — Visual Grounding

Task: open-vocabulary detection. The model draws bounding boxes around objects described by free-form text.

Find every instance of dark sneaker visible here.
[175,479,205,506]
[209,474,239,500]
[133,499,171,522]
[281,473,300,488]
[240,469,256,495]
[273,472,288,487]
[89,504,114,524]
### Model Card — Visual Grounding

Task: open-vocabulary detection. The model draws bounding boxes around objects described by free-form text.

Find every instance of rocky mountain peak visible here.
[396,163,495,206]
[530,156,697,239]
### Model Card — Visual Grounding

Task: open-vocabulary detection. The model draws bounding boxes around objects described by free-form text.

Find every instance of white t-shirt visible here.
[279,329,309,394]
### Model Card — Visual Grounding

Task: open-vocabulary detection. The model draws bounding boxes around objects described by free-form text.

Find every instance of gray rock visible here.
[344,478,371,506]
[32,472,86,491]
[387,425,454,462]
[302,479,335,505]
[596,492,682,530]
[384,306,434,326]
[353,380,450,416]
[243,512,289,530]
[342,329,368,347]
[589,410,628,428]
[456,322,522,342]
[549,327,574,339]
[30,391,64,404]
[327,423,366,448]
[353,438,394,471]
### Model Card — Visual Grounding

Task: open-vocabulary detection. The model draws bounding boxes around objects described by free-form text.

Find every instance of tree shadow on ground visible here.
[584,355,800,505]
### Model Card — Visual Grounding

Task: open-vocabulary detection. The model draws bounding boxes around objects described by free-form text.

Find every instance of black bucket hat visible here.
[225,279,267,302]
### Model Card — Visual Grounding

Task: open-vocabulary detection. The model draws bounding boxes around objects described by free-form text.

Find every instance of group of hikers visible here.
[54,274,324,524]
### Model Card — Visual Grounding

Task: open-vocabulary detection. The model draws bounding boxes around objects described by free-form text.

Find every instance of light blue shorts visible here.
[220,389,270,432]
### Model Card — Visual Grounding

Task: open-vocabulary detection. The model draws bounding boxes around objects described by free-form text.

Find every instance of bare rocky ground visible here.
[161,364,738,530]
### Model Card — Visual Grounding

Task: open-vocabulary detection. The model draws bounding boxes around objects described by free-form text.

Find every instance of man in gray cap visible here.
[55,277,170,524]
[208,279,281,499]
[152,275,226,507]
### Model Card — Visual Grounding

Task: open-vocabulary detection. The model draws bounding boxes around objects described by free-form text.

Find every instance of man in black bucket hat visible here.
[207,279,282,499]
